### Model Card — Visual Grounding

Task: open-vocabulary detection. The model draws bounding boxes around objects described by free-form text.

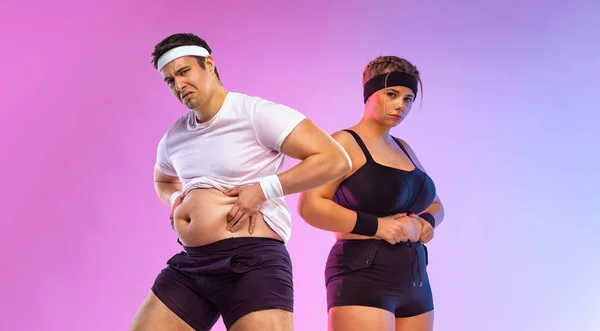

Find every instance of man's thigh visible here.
[211,240,294,330]
[229,309,293,331]
[130,291,195,331]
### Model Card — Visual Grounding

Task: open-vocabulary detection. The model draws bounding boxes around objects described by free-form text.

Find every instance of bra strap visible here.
[391,136,416,167]
[343,129,374,162]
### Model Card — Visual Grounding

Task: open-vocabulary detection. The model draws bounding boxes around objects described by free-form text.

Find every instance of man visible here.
[130,33,352,331]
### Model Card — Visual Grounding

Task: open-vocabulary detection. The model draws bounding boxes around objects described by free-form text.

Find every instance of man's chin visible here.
[183,99,199,110]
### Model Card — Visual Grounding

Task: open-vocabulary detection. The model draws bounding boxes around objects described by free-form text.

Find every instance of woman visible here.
[299,56,445,331]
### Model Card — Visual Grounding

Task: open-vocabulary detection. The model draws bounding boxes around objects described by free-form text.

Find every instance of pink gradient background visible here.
[1,0,599,330]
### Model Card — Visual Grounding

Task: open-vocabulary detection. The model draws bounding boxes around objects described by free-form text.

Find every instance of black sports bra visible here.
[332,130,436,217]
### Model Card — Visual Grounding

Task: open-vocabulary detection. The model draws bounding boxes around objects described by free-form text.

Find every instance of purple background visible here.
[1,0,599,330]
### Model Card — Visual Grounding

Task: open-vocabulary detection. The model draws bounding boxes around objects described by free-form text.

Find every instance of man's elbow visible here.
[330,147,352,178]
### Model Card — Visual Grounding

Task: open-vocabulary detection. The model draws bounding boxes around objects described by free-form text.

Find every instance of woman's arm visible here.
[398,138,445,228]
[297,131,363,232]
[298,131,408,244]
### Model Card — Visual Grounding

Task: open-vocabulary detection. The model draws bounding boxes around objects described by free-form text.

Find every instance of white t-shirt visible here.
[155,92,306,243]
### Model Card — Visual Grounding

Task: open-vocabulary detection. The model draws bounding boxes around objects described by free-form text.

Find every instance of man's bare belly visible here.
[335,217,423,242]
[172,188,282,247]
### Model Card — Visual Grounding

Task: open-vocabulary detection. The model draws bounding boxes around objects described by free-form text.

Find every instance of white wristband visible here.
[259,175,284,200]
[170,190,182,207]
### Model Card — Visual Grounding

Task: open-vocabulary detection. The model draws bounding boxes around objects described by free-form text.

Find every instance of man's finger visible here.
[172,196,184,209]
[231,214,249,232]
[248,214,256,234]
[225,187,240,197]
[227,206,238,222]
[227,206,241,227]
[228,211,244,232]
[228,219,240,232]
[170,207,177,221]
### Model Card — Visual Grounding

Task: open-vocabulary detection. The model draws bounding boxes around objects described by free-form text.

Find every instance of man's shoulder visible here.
[228,91,284,108]
[163,112,193,136]
[228,91,261,106]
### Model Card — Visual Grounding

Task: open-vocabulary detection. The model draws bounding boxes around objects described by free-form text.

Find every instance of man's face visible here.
[160,56,214,110]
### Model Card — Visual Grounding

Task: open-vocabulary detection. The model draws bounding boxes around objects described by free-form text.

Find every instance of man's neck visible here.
[193,86,228,123]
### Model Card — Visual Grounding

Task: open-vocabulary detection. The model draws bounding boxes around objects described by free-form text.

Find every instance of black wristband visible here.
[420,212,436,228]
[351,211,379,236]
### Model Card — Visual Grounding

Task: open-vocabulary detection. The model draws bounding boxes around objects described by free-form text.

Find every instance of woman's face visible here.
[366,85,415,127]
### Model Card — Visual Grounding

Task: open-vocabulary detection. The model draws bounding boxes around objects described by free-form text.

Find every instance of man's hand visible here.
[224,184,266,234]
[169,194,185,230]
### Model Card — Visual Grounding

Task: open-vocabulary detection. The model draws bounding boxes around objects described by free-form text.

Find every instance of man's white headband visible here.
[156,45,210,71]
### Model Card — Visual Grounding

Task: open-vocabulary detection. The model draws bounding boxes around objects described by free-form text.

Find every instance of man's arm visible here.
[225,117,351,233]
[277,118,352,195]
[153,166,183,207]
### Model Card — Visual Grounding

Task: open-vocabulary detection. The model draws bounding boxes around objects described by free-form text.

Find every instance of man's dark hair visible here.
[151,33,221,81]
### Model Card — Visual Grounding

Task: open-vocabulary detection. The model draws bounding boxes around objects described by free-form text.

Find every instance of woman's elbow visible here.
[298,196,319,225]
[297,196,311,219]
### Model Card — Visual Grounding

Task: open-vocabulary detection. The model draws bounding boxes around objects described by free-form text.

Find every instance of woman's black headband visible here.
[363,71,419,103]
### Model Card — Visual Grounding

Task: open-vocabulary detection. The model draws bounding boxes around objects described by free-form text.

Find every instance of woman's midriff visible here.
[172,188,282,247]
[335,216,423,242]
